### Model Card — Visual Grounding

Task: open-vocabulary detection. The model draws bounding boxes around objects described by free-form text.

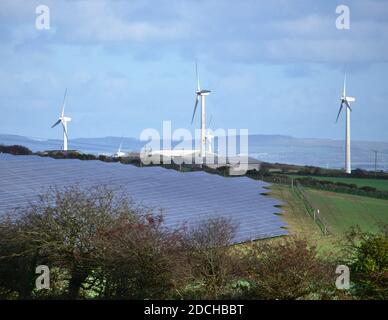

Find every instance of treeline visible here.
[294,177,388,200]
[2,144,388,180]
[0,186,387,300]
[253,161,388,180]
[0,144,229,173]
[244,165,388,200]
[0,144,32,155]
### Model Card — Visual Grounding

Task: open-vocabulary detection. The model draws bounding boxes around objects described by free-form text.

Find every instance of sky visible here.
[0,0,387,142]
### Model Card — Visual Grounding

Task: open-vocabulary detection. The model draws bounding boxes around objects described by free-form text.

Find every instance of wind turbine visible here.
[191,62,211,157]
[205,115,214,153]
[335,74,355,174]
[51,89,72,151]
[114,139,126,158]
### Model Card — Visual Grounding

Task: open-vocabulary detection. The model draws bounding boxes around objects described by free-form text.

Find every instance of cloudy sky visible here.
[0,0,387,141]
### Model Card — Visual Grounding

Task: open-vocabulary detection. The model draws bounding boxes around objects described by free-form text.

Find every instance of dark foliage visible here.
[244,237,336,300]
[179,217,242,299]
[344,226,388,299]
[0,144,32,155]
[295,177,388,200]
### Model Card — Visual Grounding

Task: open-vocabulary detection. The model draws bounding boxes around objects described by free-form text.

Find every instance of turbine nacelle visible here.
[62,116,72,122]
[336,74,356,122]
[341,96,355,104]
[196,89,211,96]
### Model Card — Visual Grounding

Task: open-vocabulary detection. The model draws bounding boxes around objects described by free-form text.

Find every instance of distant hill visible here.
[1,133,388,171]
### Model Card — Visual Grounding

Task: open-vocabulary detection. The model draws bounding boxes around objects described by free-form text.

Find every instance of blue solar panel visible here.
[0,154,288,243]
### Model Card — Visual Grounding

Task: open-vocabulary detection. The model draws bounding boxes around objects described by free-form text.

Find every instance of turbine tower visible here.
[191,63,211,157]
[51,89,71,151]
[335,74,355,174]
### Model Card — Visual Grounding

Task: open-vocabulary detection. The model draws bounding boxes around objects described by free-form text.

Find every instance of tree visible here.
[0,144,32,155]
[180,217,241,299]
[0,185,189,299]
[0,216,37,299]
[94,211,186,299]
[345,226,388,299]
[0,185,132,298]
[245,237,335,300]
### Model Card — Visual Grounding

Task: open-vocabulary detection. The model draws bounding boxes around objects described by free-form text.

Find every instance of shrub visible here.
[244,237,335,300]
[94,211,185,299]
[345,227,388,299]
[0,144,32,155]
[179,217,242,299]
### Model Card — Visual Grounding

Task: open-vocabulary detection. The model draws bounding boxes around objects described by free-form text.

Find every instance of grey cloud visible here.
[1,0,388,65]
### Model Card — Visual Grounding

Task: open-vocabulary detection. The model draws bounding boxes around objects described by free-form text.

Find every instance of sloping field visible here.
[302,188,388,235]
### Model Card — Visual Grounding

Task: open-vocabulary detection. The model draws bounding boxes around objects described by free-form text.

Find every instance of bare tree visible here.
[245,237,335,300]
[181,217,241,299]
[93,210,186,299]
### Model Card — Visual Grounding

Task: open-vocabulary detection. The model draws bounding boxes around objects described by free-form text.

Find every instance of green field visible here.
[269,185,338,253]
[302,188,388,235]
[288,175,388,192]
[268,184,388,254]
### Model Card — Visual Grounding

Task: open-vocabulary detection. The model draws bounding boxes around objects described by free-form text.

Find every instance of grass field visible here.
[268,183,388,255]
[268,184,337,253]
[302,188,388,235]
[288,175,388,192]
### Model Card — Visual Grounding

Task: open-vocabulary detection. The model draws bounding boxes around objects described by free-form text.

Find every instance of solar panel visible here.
[0,154,288,243]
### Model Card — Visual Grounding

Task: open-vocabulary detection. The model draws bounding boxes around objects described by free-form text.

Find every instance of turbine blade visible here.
[196,62,200,92]
[343,74,346,97]
[61,88,67,117]
[191,95,199,125]
[335,103,344,123]
[51,119,61,128]
[345,100,352,111]
[62,122,69,141]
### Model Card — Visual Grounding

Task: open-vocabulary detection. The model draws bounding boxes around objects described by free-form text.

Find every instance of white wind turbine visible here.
[191,63,211,157]
[335,74,355,174]
[205,115,214,153]
[51,89,72,151]
[114,139,126,157]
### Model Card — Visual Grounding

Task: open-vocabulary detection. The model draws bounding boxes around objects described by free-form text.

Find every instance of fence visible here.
[292,180,330,235]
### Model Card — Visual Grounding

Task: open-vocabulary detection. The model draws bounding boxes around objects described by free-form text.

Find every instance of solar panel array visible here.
[0,154,288,243]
